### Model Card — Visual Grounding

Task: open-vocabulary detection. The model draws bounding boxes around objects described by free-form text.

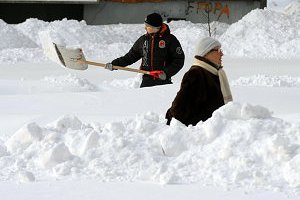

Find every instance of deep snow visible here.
[1,1,300,200]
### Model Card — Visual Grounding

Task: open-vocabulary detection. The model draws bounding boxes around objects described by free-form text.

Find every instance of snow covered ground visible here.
[1,1,300,199]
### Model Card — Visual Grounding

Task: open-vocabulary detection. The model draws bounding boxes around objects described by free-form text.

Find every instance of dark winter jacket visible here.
[111,23,185,86]
[166,56,225,126]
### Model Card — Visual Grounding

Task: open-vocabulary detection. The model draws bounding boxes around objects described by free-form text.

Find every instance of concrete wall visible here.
[0,0,264,24]
[84,0,262,25]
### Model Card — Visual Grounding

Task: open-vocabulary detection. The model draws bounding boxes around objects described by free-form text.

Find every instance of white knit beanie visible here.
[196,37,221,56]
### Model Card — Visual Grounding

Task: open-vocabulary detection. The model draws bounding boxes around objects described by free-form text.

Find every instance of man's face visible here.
[145,24,159,34]
[205,47,223,66]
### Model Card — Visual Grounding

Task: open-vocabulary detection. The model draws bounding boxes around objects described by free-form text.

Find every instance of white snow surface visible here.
[1,1,300,200]
[231,75,300,87]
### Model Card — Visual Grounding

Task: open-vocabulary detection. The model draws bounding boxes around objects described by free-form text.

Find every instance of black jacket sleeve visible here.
[111,36,143,67]
[163,35,185,78]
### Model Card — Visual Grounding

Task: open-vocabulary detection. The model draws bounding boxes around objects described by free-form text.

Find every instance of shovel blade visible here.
[53,43,88,70]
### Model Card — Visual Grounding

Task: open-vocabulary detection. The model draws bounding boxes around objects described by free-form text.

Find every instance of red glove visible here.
[149,70,164,79]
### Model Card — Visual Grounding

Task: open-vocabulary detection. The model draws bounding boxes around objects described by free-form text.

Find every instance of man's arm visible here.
[111,36,144,67]
[163,35,185,78]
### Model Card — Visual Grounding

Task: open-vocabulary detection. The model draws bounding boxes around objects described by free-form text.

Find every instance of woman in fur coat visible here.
[166,37,233,126]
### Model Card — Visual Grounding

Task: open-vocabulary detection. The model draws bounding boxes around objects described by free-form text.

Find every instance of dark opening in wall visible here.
[167,18,186,23]
[0,3,83,24]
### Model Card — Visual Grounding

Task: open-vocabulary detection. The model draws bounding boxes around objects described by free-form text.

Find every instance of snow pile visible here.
[0,19,141,63]
[18,18,145,61]
[220,8,300,58]
[0,19,37,50]
[0,19,40,63]
[268,0,300,11]
[1,102,300,193]
[1,3,300,63]
[231,75,300,87]
[101,74,142,90]
[284,1,300,15]
[15,18,49,47]
[5,122,43,153]
[169,20,229,57]
[42,74,97,92]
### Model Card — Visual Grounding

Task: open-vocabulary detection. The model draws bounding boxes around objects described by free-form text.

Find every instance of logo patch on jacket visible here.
[159,40,166,48]
[176,47,183,54]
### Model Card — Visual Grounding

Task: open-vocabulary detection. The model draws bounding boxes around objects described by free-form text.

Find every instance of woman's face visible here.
[205,47,223,66]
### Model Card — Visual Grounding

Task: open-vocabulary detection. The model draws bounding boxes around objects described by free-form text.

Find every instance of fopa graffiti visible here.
[197,2,230,19]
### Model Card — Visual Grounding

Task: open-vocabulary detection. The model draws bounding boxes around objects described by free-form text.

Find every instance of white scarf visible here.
[193,59,233,104]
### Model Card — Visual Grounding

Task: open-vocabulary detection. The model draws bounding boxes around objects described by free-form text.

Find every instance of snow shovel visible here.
[52,43,150,75]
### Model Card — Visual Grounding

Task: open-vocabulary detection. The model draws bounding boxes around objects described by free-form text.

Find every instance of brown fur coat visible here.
[166,56,225,126]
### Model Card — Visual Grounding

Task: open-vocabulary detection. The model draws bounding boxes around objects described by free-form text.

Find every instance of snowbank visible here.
[1,102,300,194]
[0,2,300,63]
[0,19,37,50]
[284,1,300,15]
[220,7,300,58]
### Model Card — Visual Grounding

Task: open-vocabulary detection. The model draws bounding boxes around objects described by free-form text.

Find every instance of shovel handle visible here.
[79,60,150,75]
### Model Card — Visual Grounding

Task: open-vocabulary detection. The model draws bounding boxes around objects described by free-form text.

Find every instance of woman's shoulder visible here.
[189,65,206,73]
[184,66,215,80]
[182,66,204,79]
